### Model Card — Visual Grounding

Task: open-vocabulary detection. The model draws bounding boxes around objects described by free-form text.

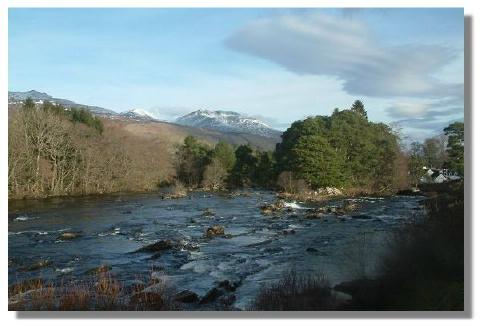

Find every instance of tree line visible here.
[176,101,407,193]
[176,100,464,193]
[9,98,464,199]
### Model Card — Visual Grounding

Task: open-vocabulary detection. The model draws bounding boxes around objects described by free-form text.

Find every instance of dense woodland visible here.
[8,99,464,199]
[176,100,463,194]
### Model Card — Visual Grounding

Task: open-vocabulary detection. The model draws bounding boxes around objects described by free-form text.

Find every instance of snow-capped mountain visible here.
[119,109,158,122]
[175,110,280,137]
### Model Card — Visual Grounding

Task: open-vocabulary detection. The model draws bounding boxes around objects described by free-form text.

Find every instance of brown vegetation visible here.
[8,106,175,199]
[251,271,336,310]
[9,272,178,311]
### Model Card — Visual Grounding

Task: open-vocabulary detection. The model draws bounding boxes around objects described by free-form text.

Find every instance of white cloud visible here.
[388,102,430,118]
[225,12,462,99]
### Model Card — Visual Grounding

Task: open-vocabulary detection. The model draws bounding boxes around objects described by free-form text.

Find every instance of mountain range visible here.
[175,110,280,138]
[8,90,282,149]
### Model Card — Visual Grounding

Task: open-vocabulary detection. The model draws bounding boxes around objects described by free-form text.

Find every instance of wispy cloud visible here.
[147,106,193,121]
[225,13,462,99]
[225,12,464,132]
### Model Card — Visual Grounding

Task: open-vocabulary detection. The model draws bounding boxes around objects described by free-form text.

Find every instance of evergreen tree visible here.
[212,141,236,172]
[292,134,345,188]
[176,136,211,187]
[255,151,275,188]
[350,100,368,119]
[444,122,464,175]
[230,144,258,187]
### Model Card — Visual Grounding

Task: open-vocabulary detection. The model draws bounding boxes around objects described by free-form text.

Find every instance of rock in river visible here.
[57,232,81,241]
[174,290,199,303]
[199,287,222,304]
[135,240,173,252]
[25,259,51,271]
[205,225,225,238]
[218,279,240,292]
[282,229,296,235]
[219,294,236,306]
[202,208,216,217]
[260,200,285,215]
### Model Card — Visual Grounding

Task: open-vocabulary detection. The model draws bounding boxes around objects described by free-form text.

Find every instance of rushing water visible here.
[8,190,425,309]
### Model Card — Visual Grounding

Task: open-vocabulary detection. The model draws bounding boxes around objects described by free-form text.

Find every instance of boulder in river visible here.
[306,210,325,219]
[306,247,319,253]
[174,290,199,303]
[179,240,200,251]
[282,228,296,235]
[202,208,216,217]
[260,200,285,215]
[57,232,81,241]
[218,280,240,292]
[25,259,51,271]
[205,225,225,238]
[342,200,358,212]
[199,287,222,304]
[135,240,173,252]
[219,294,236,306]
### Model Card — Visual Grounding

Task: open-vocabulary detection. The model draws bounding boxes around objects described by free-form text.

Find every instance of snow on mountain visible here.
[175,110,280,137]
[118,108,159,122]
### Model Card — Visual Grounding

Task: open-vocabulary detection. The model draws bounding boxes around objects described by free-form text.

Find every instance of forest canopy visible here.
[274,101,402,191]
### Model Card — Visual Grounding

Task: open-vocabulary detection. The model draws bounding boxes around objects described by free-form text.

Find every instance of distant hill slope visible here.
[9,90,118,117]
[8,91,281,151]
[113,120,280,151]
[176,110,281,138]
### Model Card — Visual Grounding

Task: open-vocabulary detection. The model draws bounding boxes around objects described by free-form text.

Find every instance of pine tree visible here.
[350,100,368,119]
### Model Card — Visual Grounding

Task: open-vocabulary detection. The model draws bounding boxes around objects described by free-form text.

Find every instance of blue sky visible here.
[9,8,464,140]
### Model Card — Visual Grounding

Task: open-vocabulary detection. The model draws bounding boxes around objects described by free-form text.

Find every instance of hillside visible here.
[9,90,117,117]
[8,91,280,150]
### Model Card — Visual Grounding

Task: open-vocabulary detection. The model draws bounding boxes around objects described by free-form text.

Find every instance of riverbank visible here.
[276,185,412,205]
[252,181,464,311]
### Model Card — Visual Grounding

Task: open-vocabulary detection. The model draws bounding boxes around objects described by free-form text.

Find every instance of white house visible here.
[433,173,449,183]
[422,167,462,184]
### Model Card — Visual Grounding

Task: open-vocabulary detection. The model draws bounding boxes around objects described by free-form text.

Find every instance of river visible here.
[8,190,425,309]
